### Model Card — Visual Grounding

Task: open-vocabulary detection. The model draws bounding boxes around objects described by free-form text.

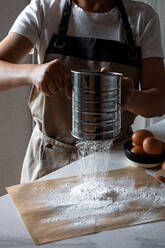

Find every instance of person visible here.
[0,0,165,183]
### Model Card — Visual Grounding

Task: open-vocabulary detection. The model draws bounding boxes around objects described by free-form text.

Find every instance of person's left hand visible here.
[100,67,134,110]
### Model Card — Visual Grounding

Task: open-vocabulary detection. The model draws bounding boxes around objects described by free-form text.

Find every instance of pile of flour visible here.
[38,176,165,225]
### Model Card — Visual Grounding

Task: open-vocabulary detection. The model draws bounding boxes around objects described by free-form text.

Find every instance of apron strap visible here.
[115,0,137,54]
[55,0,139,61]
[54,0,72,48]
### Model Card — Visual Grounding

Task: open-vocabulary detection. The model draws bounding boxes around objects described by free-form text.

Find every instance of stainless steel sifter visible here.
[71,70,122,141]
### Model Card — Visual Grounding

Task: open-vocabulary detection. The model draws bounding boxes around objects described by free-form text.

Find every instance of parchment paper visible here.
[6,166,165,245]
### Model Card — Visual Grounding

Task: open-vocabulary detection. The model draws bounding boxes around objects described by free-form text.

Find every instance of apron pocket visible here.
[38,134,77,178]
[43,144,71,169]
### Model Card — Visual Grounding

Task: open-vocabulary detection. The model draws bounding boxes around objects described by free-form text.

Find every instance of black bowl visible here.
[124,140,165,168]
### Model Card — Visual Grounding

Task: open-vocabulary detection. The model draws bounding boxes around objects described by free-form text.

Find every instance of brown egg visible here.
[131,146,145,155]
[155,169,165,183]
[161,161,165,169]
[143,137,163,155]
[132,129,154,146]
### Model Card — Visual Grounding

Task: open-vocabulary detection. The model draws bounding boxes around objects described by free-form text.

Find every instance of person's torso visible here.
[29,0,142,144]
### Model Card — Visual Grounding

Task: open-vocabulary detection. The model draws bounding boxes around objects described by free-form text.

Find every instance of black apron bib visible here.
[47,0,141,68]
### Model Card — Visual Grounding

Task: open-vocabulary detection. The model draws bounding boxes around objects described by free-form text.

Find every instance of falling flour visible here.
[76,140,113,157]
[75,140,114,177]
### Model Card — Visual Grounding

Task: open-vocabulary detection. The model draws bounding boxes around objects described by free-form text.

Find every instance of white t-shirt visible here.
[9,0,164,64]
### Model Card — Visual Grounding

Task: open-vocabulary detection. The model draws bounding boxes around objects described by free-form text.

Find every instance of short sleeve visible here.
[9,0,43,48]
[140,10,164,59]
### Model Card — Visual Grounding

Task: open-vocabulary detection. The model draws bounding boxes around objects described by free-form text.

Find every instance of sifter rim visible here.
[71,69,123,77]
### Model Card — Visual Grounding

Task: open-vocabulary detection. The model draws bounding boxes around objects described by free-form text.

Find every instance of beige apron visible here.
[20,0,141,183]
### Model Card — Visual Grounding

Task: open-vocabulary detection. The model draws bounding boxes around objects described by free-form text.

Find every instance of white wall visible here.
[0,0,32,196]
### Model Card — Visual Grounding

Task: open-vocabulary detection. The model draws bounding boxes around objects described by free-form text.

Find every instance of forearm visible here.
[0,60,34,90]
[125,88,165,118]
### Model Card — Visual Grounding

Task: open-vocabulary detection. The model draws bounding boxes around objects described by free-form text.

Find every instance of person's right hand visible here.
[100,67,134,110]
[29,59,72,99]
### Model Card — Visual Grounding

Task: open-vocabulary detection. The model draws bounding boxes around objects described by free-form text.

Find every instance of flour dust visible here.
[75,139,114,177]
[76,140,113,157]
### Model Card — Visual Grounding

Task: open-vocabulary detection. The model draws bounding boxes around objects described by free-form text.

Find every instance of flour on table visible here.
[32,140,165,226]
[38,176,165,224]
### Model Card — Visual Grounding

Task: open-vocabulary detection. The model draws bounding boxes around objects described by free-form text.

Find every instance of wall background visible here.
[0,0,32,196]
